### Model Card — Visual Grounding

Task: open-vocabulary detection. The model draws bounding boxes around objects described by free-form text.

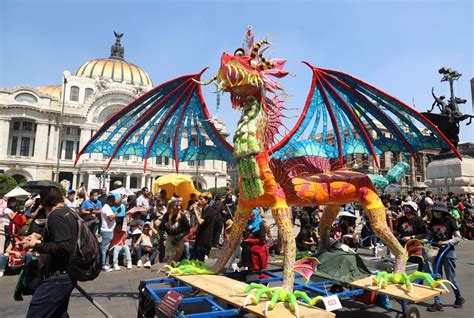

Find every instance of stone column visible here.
[78,128,92,161]
[410,156,416,189]
[125,174,131,189]
[147,175,153,190]
[34,122,49,161]
[47,124,59,160]
[72,172,78,190]
[0,119,11,159]
[141,175,146,188]
[421,153,427,181]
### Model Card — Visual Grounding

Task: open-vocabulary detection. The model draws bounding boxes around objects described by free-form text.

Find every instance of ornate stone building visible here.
[0,33,229,191]
[319,120,438,192]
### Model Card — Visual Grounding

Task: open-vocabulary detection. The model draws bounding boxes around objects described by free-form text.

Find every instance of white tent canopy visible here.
[5,186,30,197]
[110,187,135,196]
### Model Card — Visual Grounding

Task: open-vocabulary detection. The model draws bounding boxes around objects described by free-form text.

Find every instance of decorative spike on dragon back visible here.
[77,26,460,315]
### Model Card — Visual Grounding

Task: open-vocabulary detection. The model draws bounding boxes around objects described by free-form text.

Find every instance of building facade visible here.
[0,33,229,191]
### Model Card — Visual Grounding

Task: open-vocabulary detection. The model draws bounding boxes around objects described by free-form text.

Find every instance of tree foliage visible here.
[0,174,17,196]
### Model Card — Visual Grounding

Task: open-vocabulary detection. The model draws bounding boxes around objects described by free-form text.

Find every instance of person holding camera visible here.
[20,187,78,318]
[80,190,102,236]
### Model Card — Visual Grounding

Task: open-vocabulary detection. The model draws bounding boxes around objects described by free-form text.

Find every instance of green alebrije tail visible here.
[237,157,260,178]
[242,177,264,199]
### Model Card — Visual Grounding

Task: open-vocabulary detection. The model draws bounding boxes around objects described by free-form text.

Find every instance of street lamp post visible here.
[55,75,67,182]
[214,172,219,193]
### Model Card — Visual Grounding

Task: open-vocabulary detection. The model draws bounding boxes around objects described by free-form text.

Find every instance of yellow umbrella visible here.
[152,173,200,209]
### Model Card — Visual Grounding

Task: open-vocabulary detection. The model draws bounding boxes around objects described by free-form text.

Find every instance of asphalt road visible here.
[0,241,472,318]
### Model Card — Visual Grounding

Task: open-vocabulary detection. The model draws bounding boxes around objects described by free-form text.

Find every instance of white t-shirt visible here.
[65,198,78,209]
[100,204,116,232]
[137,195,150,208]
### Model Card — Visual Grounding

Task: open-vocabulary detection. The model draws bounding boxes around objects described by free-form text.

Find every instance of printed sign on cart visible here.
[156,290,183,318]
[322,294,342,312]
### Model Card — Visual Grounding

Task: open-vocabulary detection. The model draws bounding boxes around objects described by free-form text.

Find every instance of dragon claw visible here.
[243,294,254,308]
[371,271,455,293]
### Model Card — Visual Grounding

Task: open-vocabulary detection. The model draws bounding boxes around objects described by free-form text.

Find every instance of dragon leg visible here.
[361,185,407,273]
[211,204,252,273]
[271,206,296,291]
[317,205,340,251]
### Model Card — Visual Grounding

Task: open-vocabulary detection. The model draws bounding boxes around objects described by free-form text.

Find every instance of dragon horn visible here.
[193,75,217,86]
[258,46,275,70]
[250,40,270,59]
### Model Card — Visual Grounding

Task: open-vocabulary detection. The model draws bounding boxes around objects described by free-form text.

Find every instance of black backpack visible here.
[67,208,101,281]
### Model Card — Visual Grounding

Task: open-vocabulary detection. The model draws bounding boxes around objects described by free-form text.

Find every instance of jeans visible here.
[433,250,463,303]
[26,273,75,318]
[100,231,114,267]
[183,242,192,259]
[0,254,8,270]
[112,245,131,265]
[136,245,152,260]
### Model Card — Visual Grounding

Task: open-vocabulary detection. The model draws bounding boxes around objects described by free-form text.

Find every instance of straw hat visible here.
[225,219,234,231]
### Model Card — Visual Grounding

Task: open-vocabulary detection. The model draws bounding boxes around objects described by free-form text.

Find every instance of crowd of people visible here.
[0,185,471,313]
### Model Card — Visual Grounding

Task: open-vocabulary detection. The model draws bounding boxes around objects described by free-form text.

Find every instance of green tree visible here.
[18,180,67,196]
[0,174,17,196]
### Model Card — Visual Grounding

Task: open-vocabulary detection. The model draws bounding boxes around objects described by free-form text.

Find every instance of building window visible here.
[10,136,18,156]
[20,137,31,156]
[22,121,34,132]
[15,93,38,103]
[391,152,399,167]
[84,88,94,100]
[188,160,204,167]
[156,156,170,165]
[65,141,74,160]
[8,120,36,157]
[380,154,386,170]
[70,86,80,101]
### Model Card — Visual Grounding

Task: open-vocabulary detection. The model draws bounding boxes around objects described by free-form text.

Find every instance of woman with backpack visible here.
[20,187,78,318]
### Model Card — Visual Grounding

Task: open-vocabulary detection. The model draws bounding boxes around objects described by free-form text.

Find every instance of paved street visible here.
[0,241,472,318]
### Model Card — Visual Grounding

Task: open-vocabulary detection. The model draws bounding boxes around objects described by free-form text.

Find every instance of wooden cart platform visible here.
[174,274,335,318]
[350,276,448,303]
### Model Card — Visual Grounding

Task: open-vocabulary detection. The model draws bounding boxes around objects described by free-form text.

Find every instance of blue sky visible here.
[1,0,472,142]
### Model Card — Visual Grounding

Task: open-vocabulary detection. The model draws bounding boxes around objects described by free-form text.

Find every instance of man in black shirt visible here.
[396,202,427,270]
[21,187,78,317]
[427,202,464,312]
[191,192,217,261]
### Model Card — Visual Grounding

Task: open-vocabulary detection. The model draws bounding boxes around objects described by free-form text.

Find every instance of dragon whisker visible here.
[193,75,217,86]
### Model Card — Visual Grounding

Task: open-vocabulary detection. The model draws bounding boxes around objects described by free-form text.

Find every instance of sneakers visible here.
[114,264,121,271]
[102,265,110,272]
[127,262,132,270]
[453,297,465,308]
[144,261,151,268]
[427,303,443,312]
[137,260,142,268]
[0,271,4,277]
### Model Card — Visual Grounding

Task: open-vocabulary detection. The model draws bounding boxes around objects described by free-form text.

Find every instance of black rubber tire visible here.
[404,305,420,318]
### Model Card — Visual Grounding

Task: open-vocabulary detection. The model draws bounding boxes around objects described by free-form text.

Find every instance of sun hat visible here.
[431,202,449,213]
[225,219,234,230]
[402,201,418,212]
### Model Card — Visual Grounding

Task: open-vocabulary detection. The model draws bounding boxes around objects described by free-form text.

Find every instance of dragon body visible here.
[77,27,461,316]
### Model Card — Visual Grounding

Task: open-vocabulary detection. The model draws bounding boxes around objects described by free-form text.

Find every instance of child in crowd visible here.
[134,222,157,268]
[108,224,132,271]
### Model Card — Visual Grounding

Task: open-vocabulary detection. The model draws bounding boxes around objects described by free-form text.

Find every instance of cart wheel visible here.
[403,306,420,318]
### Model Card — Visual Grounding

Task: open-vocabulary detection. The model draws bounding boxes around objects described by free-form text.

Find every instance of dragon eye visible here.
[234,48,244,57]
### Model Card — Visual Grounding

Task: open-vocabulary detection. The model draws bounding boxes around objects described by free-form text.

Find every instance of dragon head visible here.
[196,27,288,110]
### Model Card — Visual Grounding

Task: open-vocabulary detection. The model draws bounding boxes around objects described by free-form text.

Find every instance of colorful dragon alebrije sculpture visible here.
[76,27,461,315]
